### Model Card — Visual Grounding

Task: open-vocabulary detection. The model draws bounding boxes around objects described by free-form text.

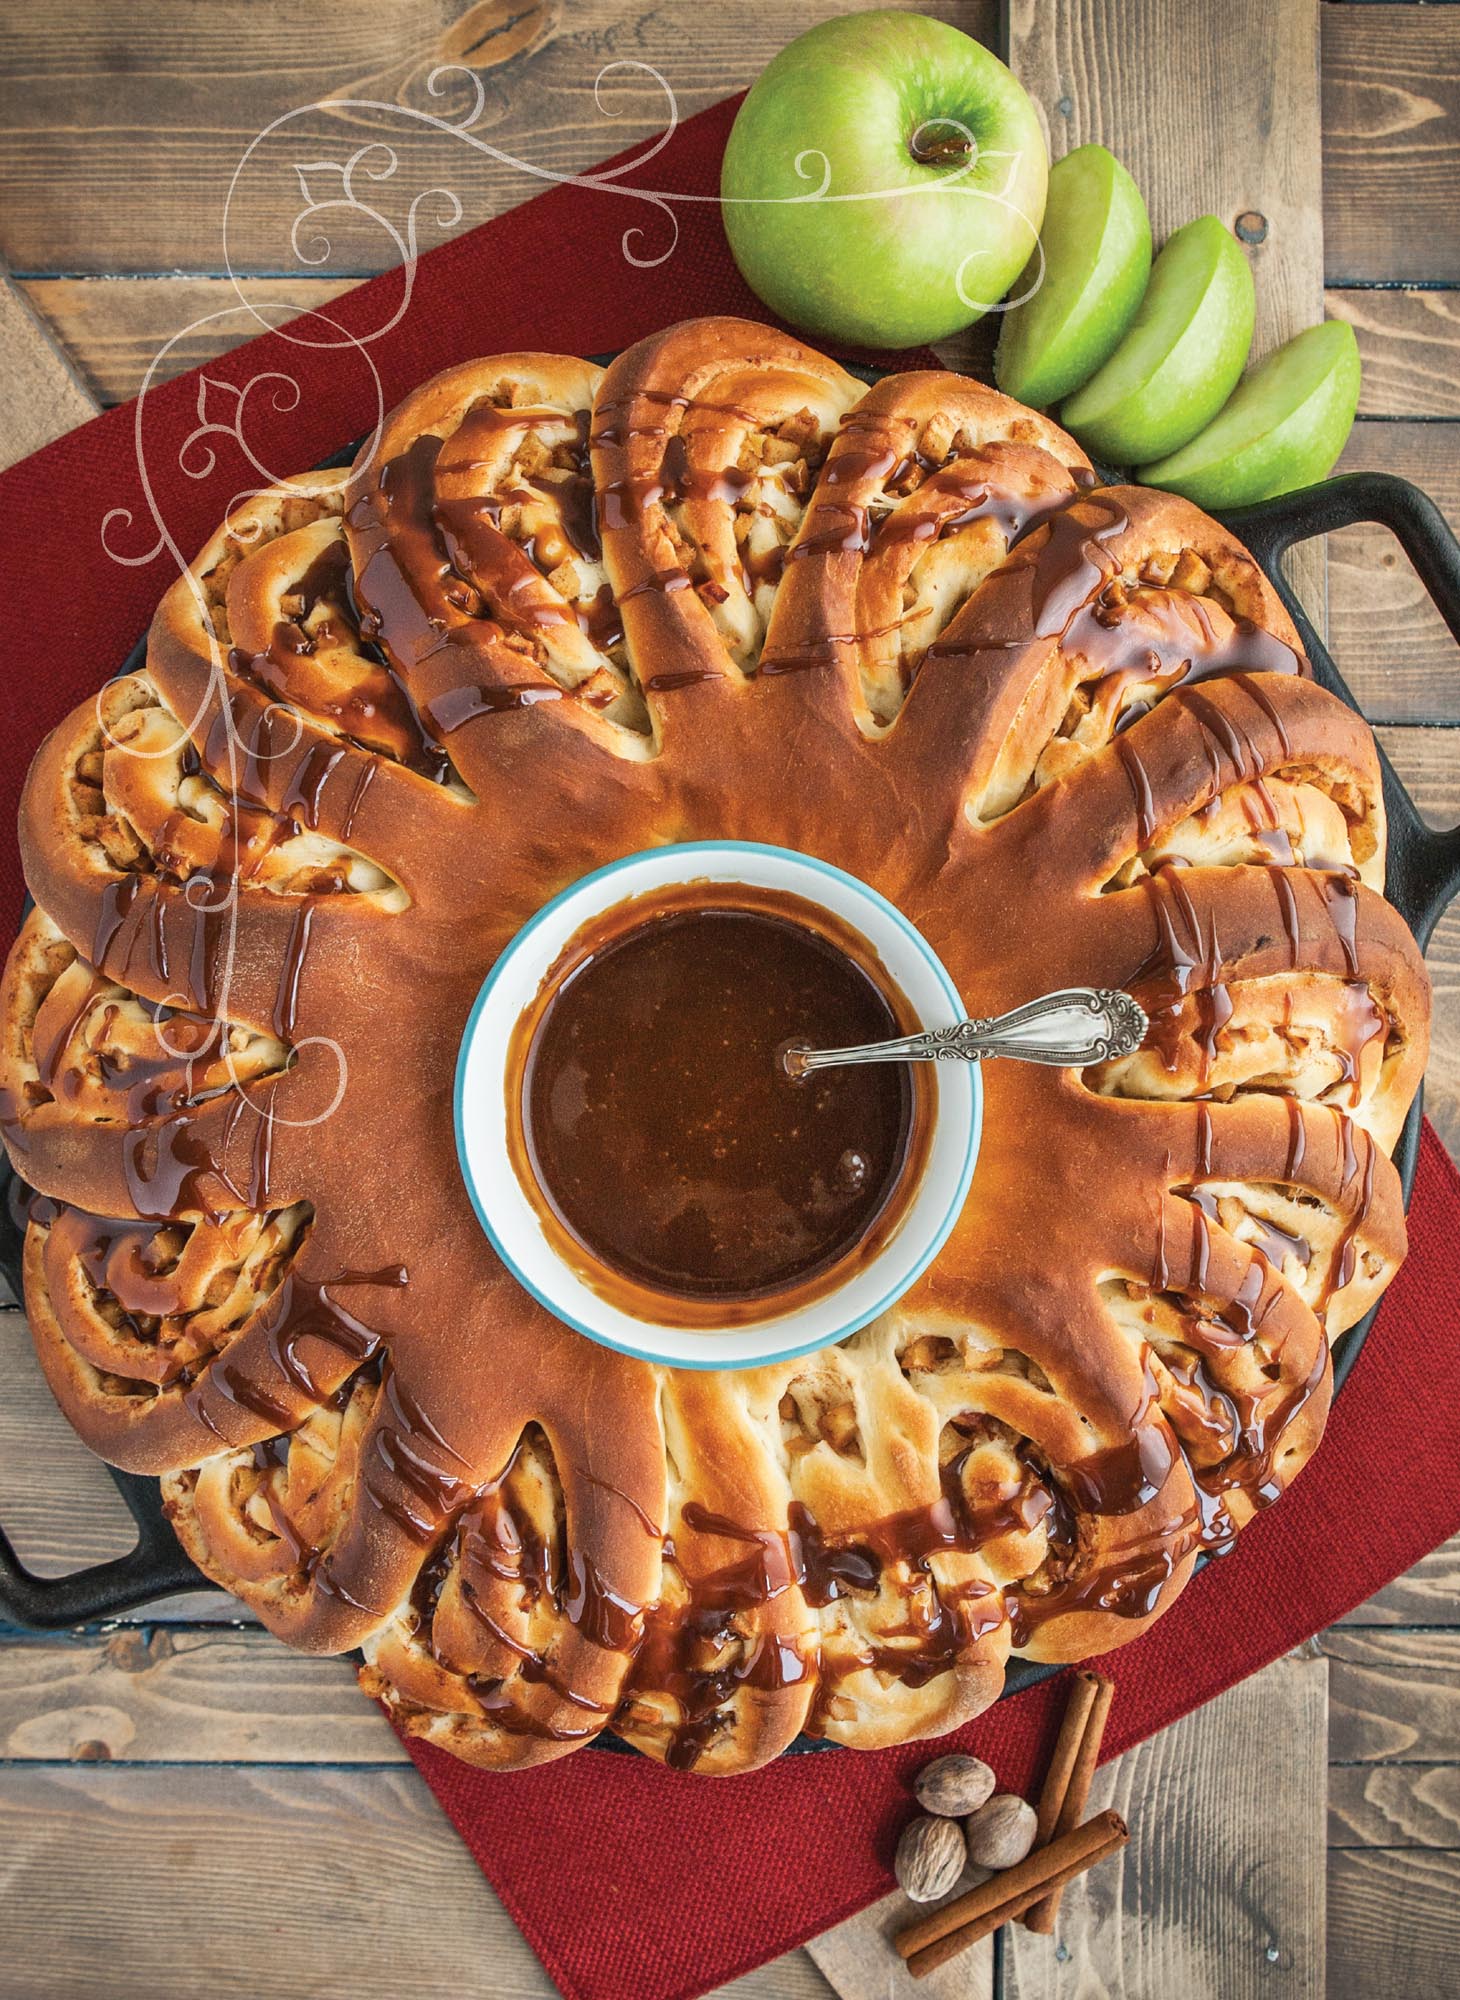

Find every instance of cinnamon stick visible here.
[1031,1669,1101,1849]
[904,1821,1128,1979]
[1023,1671,1116,1933]
[894,1807,1127,1964]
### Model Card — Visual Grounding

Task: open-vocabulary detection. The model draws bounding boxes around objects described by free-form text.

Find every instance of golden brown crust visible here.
[766,370,1090,730]
[0,315,1431,1771]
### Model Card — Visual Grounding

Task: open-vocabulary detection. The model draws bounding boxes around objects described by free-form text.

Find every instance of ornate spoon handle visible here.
[791,988,1148,1074]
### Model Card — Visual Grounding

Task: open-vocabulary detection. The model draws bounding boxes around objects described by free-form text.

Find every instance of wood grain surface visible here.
[0,1759,838,2000]
[1327,1848,1460,2000]
[807,1887,994,1999]
[0,1627,396,1764]
[1323,6,1460,285]
[1006,0,1324,347]
[1328,1765,1460,1852]
[1328,288,1460,420]
[0,0,994,274]
[0,4,1457,2000]
[1000,1653,1329,2000]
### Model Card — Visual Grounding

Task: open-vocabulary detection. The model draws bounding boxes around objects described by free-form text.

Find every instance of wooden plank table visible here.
[0,3,1456,1996]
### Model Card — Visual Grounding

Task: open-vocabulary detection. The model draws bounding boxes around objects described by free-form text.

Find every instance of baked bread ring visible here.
[0,316,1429,1771]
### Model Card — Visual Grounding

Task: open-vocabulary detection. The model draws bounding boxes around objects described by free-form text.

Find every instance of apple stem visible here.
[909,126,975,169]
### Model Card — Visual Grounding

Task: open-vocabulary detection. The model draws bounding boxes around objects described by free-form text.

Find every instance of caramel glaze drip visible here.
[398,1387,1253,1765]
[35,872,339,1242]
[1095,596,1305,726]
[929,494,1306,737]
[999,1402,1201,1649]
[597,429,754,538]
[191,1278,515,1625]
[105,745,359,932]
[984,1310,1316,1647]
[37,899,311,1220]
[1129,862,1387,1102]
[595,400,828,625]
[1028,496,1129,638]
[410,1432,652,1746]
[77,728,374,1155]
[434,409,605,628]
[793,490,1305,721]
[627,1505,814,1770]
[202,1310,1322,1759]
[350,411,628,737]
[1140,1159,1335,1561]
[779,426,1016,566]
[1173,1310,1328,1560]
[65,689,392,1222]
[348,1391,1195,1764]
[91,867,301,1027]
[19,966,268,1204]
[43,1205,237,1386]
[91,873,218,1016]
[759,426,1074,680]
[1126,841,1384,1327]
[151,1193,1329,1755]
[589,386,763,458]
[228,536,451,782]
[364,1364,478,1545]
[1330,1107,1379,1298]
[30,1189,409,1437]
[1191,1186,1312,1274]
[182,1263,406,1438]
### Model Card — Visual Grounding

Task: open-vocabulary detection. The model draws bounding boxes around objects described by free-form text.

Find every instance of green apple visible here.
[719,11,1047,349]
[995,145,1152,408]
[1137,320,1362,507]
[1059,214,1255,464]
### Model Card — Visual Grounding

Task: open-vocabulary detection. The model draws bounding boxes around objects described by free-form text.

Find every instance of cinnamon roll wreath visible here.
[0,317,1429,1773]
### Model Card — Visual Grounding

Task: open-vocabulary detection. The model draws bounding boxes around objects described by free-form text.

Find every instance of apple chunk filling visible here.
[37,1199,309,1395]
[78,677,404,904]
[430,399,649,736]
[1089,970,1398,1129]
[659,405,831,670]
[1102,773,1365,888]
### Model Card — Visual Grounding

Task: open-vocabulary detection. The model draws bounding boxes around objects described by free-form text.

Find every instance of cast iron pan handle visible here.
[1220,471,1460,947]
[0,1465,209,1628]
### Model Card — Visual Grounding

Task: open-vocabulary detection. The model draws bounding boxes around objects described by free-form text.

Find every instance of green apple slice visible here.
[1059,214,1255,464]
[1137,320,1362,507]
[995,145,1151,409]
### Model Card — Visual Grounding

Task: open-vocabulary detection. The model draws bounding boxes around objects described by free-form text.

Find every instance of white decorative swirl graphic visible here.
[100,56,1044,1152]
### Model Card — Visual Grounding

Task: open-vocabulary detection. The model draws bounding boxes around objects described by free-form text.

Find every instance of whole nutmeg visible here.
[912,1752,997,1818]
[894,1813,967,1903]
[964,1792,1038,1871]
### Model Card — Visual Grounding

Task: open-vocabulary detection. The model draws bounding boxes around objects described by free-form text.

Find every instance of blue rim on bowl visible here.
[453,841,982,1369]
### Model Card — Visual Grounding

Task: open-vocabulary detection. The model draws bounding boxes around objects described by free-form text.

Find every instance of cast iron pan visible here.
[2,452,1459,1747]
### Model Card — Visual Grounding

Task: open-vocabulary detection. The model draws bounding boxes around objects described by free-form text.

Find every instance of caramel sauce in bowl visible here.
[454,843,981,1367]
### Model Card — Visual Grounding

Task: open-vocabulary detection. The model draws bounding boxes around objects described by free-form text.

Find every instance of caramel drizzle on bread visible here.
[0,317,1428,1772]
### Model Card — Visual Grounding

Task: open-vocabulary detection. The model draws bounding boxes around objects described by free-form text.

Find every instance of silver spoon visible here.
[787,987,1148,1075]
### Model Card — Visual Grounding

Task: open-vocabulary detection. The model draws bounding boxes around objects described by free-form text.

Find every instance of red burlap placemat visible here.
[2,91,1457,2000]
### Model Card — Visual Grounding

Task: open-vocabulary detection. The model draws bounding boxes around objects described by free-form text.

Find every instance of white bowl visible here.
[454,841,981,1370]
